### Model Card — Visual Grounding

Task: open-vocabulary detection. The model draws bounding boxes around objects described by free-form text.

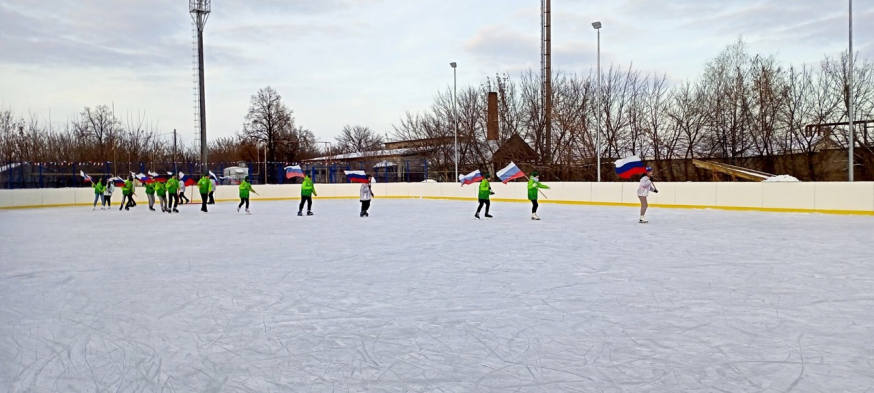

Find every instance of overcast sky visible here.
[1,0,871,146]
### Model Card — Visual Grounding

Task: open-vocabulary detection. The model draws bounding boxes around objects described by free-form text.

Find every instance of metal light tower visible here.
[848,0,855,182]
[190,0,211,168]
[450,62,458,182]
[592,21,602,182]
[541,0,552,164]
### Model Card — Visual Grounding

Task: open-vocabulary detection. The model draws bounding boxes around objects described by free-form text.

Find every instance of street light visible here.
[450,62,459,183]
[848,0,854,181]
[592,21,602,182]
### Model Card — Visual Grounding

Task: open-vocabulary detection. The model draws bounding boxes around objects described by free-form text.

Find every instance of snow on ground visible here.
[1,199,873,392]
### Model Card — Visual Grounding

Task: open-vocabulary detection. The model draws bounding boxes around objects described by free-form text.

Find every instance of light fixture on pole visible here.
[848,0,854,182]
[592,21,602,182]
[450,62,459,183]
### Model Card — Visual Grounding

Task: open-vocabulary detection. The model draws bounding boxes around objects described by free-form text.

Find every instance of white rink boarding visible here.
[1,181,874,215]
[1,199,873,392]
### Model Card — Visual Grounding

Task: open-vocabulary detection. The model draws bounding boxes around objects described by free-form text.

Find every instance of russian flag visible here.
[285,165,305,179]
[149,172,169,183]
[614,155,647,179]
[178,172,197,187]
[344,170,368,183]
[209,171,218,182]
[135,173,154,184]
[109,177,126,187]
[80,170,93,183]
[459,170,484,186]
[496,162,526,184]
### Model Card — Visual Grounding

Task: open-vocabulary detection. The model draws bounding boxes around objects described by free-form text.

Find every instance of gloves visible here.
[489,191,495,195]
[653,189,659,193]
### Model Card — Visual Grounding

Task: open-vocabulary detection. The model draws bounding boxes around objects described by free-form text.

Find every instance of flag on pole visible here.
[459,170,484,186]
[496,162,526,184]
[208,171,219,182]
[614,155,647,179]
[80,171,93,183]
[108,177,126,187]
[178,172,196,187]
[149,172,169,183]
[344,170,369,183]
[135,173,153,184]
[285,165,305,179]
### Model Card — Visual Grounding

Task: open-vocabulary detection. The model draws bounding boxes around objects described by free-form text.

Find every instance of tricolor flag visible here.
[284,165,305,179]
[496,162,526,184]
[149,172,169,183]
[614,155,647,179]
[344,170,368,184]
[208,171,219,182]
[109,177,126,187]
[459,170,484,186]
[220,175,240,185]
[135,173,154,184]
[80,171,93,183]
[178,172,197,187]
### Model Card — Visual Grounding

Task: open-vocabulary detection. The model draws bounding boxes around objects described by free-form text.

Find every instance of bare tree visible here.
[242,86,295,164]
[334,125,384,154]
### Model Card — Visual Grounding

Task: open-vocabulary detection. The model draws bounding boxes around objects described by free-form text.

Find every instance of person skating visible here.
[298,174,317,216]
[120,176,135,211]
[155,179,168,212]
[527,171,550,220]
[92,177,105,210]
[166,174,181,213]
[237,176,258,214]
[208,176,216,205]
[474,172,494,219]
[638,166,658,223]
[145,180,156,211]
[359,177,374,217]
[179,184,190,204]
[103,176,115,209]
[197,174,211,213]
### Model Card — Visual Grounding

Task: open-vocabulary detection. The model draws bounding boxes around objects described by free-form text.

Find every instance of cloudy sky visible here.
[1,0,871,145]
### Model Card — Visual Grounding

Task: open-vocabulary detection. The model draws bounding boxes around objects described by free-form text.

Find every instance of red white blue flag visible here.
[285,165,305,179]
[614,155,647,179]
[496,162,526,184]
[80,171,93,183]
[344,170,369,183]
[459,170,484,186]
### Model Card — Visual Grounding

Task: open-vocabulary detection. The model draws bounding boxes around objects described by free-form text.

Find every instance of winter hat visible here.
[532,171,539,176]
[645,166,653,172]
[244,176,250,182]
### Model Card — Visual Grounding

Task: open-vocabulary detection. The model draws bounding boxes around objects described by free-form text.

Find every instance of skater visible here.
[119,175,135,211]
[167,174,180,213]
[638,166,658,223]
[145,180,156,211]
[198,173,211,213]
[475,172,494,219]
[156,179,168,212]
[91,178,105,210]
[360,177,373,217]
[237,176,258,214]
[103,176,115,208]
[527,171,550,220]
[179,184,190,204]
[298,174,317,216]
[208,175,216,205]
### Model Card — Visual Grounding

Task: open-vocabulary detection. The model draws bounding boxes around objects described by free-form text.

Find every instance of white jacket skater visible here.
[637,166,657,223]
[359,181,373,217]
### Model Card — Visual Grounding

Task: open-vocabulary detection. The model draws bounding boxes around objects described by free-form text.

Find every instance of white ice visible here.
[1,199,872,392]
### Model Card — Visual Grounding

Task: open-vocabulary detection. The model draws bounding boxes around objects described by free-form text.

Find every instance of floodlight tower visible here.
[190,0,211,167]
[541,0,552,164]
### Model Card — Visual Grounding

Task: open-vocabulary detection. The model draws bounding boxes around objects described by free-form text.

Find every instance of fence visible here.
[0,160,431,189]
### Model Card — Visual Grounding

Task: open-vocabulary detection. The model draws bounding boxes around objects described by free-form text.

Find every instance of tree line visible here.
[394,40,874,181]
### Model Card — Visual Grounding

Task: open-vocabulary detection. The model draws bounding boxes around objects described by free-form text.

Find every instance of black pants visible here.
[200,193,208,212]
[476,199,490,215]
[361,200,371,214]
[169,194,179,210]
[120,195,133,210]
[104,196,112,207]
[180,193,189,204]
[531,200,539,213]
[208,191,215,204]
[239,198,249,209]
[299,196,312,212]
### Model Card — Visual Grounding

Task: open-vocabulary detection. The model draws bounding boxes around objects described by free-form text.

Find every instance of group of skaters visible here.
[87,168,657,222]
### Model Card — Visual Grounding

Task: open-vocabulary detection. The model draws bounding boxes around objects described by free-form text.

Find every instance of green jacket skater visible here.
[197,176,211,194]
[527,176,549,200]
[301,175,317,197]
[478,178,492,200]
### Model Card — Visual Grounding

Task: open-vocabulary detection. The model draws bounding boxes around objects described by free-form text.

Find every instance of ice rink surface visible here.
[1,198,873,392]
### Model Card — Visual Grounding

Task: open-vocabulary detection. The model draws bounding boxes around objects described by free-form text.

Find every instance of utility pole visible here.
[190,0,211,169]
[173,129,178,174]
[848,0,855,181]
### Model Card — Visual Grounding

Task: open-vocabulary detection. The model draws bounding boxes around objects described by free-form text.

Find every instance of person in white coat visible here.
[360,179,374,217]
[638,166,658,223]
[103,177,115,209]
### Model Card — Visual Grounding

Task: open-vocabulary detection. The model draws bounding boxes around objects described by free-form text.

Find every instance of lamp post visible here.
[848,0,854,181]
[450,62,459,183]
[592,21,602,182]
